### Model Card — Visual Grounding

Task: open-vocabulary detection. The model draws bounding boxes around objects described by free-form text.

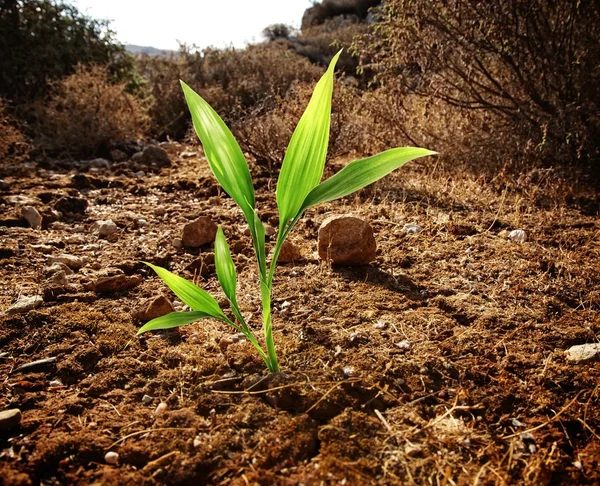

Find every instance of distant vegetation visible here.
[0,0,598,182]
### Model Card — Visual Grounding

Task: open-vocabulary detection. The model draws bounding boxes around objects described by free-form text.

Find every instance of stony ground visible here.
[0,144,599,485]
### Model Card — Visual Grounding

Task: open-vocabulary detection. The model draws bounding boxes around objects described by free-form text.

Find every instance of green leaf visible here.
[214,227,237,302]
[276,50,342,227]
[137,311,212,335]
[143,262,225,319]
[302,147,437,210]
[181,81,255,216]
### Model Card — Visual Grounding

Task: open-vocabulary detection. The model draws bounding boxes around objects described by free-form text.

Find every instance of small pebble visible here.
[172,238,183,249]
[0,409,22,431]
[509,229,527,243]
[193,437,202,449]
[134,170,146,178]
[154,402,168,416]
[21,206,42,229]
[401,223,423,235]
[93,220,118,237]
[142,394,153,404]
[49,379,63,387]
[565,343,600,364]
[104,451,119,465]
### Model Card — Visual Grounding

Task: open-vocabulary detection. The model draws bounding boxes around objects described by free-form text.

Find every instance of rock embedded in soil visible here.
[92,220,118,237]
[14,357,57,372]
[110,149,128,162]
[94,274,142,293]
[141,145,172,168]
[104,451,119,465]
[53,196,88,215]
[5,295,43,315]
[45,261,74,275]
[134,296,174,321]
[401,223,423,235]
[0,179,9,190]
[278,240,302,263]
[565,343,600,364]
[182,217,218,248]
[48,254,85,270]
[21,206,42,229]
[509,229,527,243]
[317,215,376,265]
[0,409,22,431]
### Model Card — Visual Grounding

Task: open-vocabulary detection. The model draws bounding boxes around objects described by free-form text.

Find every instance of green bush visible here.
[0,0,135,103]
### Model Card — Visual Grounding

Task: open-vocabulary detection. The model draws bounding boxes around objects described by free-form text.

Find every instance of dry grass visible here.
[34,65,148,155]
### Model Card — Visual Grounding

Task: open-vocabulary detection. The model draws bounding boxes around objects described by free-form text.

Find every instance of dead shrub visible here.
[35,65,148,155]
[137,44,322,140]
[0,98,29,162]
[233,81,368,172]
[354,0,600,174]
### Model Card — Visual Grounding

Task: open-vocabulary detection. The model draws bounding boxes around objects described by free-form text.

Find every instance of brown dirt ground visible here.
[0,144,599,485]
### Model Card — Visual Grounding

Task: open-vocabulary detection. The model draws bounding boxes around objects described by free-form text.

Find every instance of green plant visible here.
[138,51,435,372]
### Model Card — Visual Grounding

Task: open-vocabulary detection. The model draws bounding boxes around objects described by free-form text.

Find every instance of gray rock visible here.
[142,394,153,404]
[509,229,527,243]
[0,409,22,431]
[566,343,600,364]
[182,217,218,247]
[48,254,85,270]
[5,295,43,315]
[134,170,146,179]
[110,149,128,162]
[141,145,171,168]
[318,215,376,265]
[21,206,42,229]
[401,223,423,235]
[93,220,118,237]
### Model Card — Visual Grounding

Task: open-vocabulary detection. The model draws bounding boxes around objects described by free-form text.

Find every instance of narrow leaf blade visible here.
[276,50,342,226]
[302,148,437,210]
[214,227,237,302]
[143,262,225,318]
[181,81,255,214]
[137,311,211,335]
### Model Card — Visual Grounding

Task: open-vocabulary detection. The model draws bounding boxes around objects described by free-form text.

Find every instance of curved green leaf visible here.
[181,81,255,216]
[302,147,437,210]
[143,262,225,319]
[137,311,211,335]
[276,50,342,227]
[214,227,237,302]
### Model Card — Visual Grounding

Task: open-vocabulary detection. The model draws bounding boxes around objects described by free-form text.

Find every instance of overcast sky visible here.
[73,0,314,50]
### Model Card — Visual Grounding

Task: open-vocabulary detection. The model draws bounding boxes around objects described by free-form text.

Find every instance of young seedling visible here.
[138,50,436,373]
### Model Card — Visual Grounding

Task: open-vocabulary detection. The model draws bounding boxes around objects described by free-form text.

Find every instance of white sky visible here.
[73,0,314,50]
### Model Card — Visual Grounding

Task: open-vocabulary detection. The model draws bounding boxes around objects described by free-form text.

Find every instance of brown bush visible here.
[0,98,29,161]
[35,65,148,155]
[137,44,322,140]
[354,0,600,173]
[233,81,369,172]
